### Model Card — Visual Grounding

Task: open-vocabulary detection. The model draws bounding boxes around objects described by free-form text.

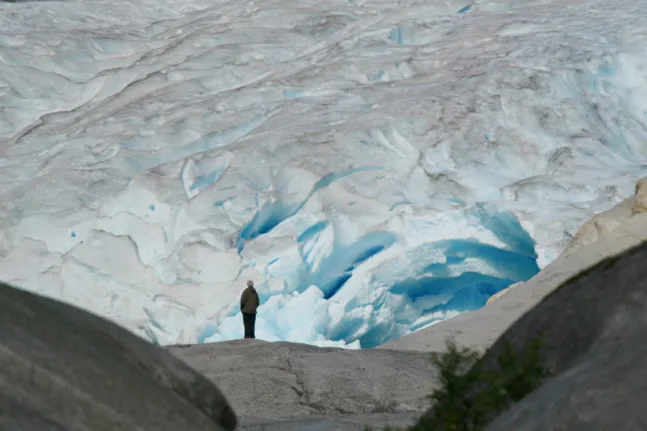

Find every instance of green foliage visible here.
[422,342,486,430]
[366,335,549,431]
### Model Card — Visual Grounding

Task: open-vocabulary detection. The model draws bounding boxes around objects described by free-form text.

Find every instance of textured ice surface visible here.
[1,0,647,347]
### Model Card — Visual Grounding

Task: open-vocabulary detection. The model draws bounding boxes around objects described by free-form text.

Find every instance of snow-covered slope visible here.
[1,0,646,347]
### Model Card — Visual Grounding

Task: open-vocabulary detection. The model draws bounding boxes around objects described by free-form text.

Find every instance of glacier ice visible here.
[1,0,647,347]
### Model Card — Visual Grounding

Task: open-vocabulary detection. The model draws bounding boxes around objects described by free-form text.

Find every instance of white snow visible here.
[1,0,647,347]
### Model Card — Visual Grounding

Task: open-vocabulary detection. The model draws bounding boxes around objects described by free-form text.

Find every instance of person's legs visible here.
[242,312,252,338]
[250,313,256,339]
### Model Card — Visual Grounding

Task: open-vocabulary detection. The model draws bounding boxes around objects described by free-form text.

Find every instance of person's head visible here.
[247,280,254,288]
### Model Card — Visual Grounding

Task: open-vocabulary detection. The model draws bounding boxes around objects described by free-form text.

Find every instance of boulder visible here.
[566,196,633,252]
[632,176,647,214]
[481,239,647,430]
[485,281,521,305]
[0,283,236,431]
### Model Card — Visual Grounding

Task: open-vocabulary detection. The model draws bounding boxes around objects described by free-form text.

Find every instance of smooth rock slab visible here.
[0,283,236,431]
[237,412,419,431]
[169,340,438,423]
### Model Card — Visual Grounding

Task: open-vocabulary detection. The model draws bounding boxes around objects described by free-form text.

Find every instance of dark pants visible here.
[242,312,256,339]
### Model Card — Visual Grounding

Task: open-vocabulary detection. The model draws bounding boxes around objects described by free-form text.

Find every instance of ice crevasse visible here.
[1,0,647,348]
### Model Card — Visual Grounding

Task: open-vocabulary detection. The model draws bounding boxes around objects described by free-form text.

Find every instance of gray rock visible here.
[0,283,236,431]
[169,340,439,427]
[481,241,647,430]
[419,240,647,431]
[237,412,419,431]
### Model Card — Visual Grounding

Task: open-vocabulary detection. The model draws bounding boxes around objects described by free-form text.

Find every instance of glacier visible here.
[1,0,647,348]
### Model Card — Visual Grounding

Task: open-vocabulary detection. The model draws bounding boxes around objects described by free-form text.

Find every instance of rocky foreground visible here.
[3,179,647,430]
[0,283,236,431]
[0,279,436,431]
[170,341,436,430]
[481,234,647,430]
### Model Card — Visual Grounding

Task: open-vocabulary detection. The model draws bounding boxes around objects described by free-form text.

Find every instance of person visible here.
[240,280,260,339]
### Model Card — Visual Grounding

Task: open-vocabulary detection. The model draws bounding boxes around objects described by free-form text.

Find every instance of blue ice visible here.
[389,200,410,211]
[297,221,329,243]
[310,231,398,299]
[190,167,226,191]
[230,193,540,349]
[472,203,537,256]
[457,4,473,13]
[197,324,219,344]
[335,209,539,347]
[388,26,405,44]
[122,116,269,173]
[236,201,299,252]
[283,89,305,99]
[237,167,381,252]
[185,116,267,155]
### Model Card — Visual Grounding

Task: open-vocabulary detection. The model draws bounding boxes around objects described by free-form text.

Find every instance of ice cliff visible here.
[380,176,647,354]
[1,0,646,347]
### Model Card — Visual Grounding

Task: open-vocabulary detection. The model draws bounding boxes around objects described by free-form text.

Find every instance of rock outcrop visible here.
[480,239,647,430]
[564,177,647,253]
[380,177,647,354]
[412,238,647,430]
[632,176,647,214]
[169,340,438,430]
[0,283,237,431]
[485,281,521,305]
[563,196,633,252]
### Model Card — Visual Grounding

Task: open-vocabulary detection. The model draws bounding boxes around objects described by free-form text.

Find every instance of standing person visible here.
[240,280,260,339]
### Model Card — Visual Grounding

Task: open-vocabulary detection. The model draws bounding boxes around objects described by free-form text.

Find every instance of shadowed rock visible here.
[0,283,236,431]
[417,239,647,430]
[481,240,647,430]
